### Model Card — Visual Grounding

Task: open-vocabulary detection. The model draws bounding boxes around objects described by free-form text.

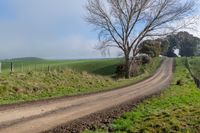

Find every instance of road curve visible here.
[0,58,174,133]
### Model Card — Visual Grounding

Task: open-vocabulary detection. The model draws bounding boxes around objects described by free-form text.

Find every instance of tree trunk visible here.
[124,55,131,79]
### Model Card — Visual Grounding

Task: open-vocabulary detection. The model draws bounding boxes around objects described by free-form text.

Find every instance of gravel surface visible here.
[0,58,173,133]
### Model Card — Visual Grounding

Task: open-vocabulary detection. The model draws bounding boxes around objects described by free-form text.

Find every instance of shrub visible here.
[116,61,143,78]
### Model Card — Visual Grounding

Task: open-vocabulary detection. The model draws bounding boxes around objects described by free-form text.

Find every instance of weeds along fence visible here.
[185,58,200,89]
[0,61,70,74]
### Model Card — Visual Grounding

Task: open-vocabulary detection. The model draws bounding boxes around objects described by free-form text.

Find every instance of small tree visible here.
[85,0,196,78]
[139,40,161,58]
[156,38,170,56]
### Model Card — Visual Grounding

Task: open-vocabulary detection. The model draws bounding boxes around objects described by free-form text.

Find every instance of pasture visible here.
[0,58,121,76]
[0,58,162,105]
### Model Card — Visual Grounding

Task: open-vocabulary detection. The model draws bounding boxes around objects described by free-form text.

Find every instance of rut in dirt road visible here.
[0,58,174,133]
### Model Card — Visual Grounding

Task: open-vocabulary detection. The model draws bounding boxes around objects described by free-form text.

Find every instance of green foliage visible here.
[87,58,200,133]
[161,32,200,57]
[115,57,160,78]
[156,38,170,56]
[177,32,200,57]
[139,40,161,57]
[0,58,161,105]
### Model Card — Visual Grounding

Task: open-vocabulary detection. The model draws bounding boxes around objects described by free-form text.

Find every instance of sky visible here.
[0,0,120,59]
[0,0,199,60]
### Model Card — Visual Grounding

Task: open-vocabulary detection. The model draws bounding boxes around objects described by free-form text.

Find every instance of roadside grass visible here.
[85,58,200,133]
[0,58,161,105]
[188,57,200,79]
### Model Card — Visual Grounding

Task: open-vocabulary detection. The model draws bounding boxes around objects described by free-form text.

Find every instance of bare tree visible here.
[85,0,196,78]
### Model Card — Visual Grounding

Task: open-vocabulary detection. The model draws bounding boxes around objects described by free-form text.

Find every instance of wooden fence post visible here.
[21,63,24,72]
[0,62,1,73]
[48,66,50,72]
[11,62,14,73]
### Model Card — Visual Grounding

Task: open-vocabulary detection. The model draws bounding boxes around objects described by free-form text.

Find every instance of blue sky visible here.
[0,0,199,59]
[0,0,120,59]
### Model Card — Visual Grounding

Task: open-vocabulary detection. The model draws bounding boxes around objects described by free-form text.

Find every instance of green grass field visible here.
[188,57,200,79]
[85,58,200,133]
[1,58,122,76]
[0,58,162,105]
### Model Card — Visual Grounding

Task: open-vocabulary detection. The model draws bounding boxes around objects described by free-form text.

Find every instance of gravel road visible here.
[0,58,174,133]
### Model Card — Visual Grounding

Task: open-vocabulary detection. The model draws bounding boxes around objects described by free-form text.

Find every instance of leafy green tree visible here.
[139,40,161,58]
[158,32,200,57]
[156,39,170,56]
[177,32,198,57]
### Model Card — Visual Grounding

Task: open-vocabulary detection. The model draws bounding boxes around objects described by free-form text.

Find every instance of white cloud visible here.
[0,0,119,59]
[34,35,120,59]
[180,16,200,38]
[0,32,120,59]
[0,0,198,59]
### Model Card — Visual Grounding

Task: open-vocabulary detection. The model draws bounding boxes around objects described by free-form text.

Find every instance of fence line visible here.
[0,62,71,74]
[185,58,200,89]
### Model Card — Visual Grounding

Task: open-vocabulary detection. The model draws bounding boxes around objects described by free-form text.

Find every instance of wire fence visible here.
[0,61,72,74]
[185,58,200,89]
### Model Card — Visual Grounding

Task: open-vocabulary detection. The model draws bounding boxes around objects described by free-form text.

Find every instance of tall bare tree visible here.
[85,0,196,78]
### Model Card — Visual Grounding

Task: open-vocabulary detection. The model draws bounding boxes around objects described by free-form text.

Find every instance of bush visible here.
[115,55,152,78]
[139,40,161,58]
[130,63,141,77]
[137,55,151,65]
[115,64,126,78]
[116,61,142,78]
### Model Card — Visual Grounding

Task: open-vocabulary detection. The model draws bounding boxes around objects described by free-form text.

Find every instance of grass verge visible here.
[85,58,200,133]
[0,58,161,105]
[188,57,200,79]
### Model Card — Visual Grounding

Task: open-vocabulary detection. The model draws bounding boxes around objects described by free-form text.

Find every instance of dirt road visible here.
[0,58,174,133]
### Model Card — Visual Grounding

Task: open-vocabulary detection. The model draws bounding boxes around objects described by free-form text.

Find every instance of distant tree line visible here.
[159,32,200,57]
[139,31,200,57]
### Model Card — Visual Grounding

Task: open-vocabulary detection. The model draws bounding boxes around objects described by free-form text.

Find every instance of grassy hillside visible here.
[0,58,161,105]
[6,57,44,61]
[85,58,200,133]
[188,57,200,79]
[66,59,122,76]
[1,58,121,76]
